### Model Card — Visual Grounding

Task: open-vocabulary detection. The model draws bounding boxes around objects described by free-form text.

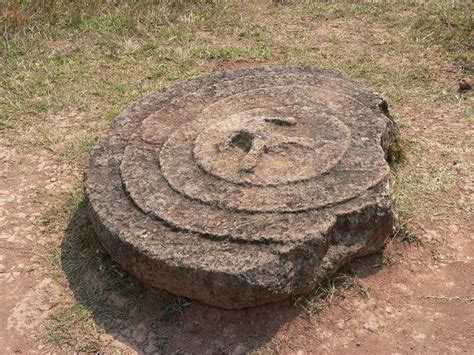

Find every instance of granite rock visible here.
[84,67,397,308]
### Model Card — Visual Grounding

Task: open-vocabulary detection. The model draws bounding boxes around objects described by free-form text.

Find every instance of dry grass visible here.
[1,0,472,351]
[295,269,371,318]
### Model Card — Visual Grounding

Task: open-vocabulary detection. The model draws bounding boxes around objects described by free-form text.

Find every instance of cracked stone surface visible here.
[84,67,398,308]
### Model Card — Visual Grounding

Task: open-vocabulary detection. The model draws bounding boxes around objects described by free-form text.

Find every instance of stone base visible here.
[85,67,397,308]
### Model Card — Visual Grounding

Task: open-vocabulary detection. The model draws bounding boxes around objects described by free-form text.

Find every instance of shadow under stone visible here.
[61,203,302,354]
[350,252,385,279]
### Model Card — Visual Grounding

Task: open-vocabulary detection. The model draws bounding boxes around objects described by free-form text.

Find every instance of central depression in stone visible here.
[192,110,350,186]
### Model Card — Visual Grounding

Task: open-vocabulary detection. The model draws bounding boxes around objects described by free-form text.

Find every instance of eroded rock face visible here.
[84,67,398,308]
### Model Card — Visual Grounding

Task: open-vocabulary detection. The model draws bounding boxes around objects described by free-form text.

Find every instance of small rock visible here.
[132,322,148,344]
[364,320,379,332]
[448,224,459,234]
[0,264,6,273]
[231,344,247,355]
[412,331,427,341]
[213,340,225,349]
[99,333,114,344]
[107,292,128,308]
[424,229,440,242]
[144,342,157,354]
[459,78,471,92]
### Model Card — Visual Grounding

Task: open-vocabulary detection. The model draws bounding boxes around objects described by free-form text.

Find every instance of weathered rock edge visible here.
[84,67,398,308]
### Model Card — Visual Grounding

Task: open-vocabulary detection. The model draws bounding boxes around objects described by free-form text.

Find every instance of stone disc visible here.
[85,67,398,308]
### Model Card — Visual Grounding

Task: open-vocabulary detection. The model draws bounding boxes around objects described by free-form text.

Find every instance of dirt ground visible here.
[0,1,473,354]
[0,109,472,354]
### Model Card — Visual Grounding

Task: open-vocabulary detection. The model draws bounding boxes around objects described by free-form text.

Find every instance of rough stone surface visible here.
[84,67,398,308]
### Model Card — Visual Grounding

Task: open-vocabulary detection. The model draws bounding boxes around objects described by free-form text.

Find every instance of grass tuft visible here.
[294,268,369,318]
[393,213,422,245]
[159,296,190,325]
[395,224,422,245]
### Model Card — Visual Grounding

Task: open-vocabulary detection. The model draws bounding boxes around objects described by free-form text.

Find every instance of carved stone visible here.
[85,67,397,308]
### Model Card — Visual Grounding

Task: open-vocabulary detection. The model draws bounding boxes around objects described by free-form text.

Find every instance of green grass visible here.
[1,1,472,136]
[58,132,97,167]
[43,306,101,352]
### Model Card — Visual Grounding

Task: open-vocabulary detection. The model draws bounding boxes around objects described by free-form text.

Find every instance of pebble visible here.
[424,229,440,242]
[448,224,459,234]
[459,78,472,92]
[132,322,148,344]
[364,320,379,332]
[231,344,247,355]
[144,342,157,354]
